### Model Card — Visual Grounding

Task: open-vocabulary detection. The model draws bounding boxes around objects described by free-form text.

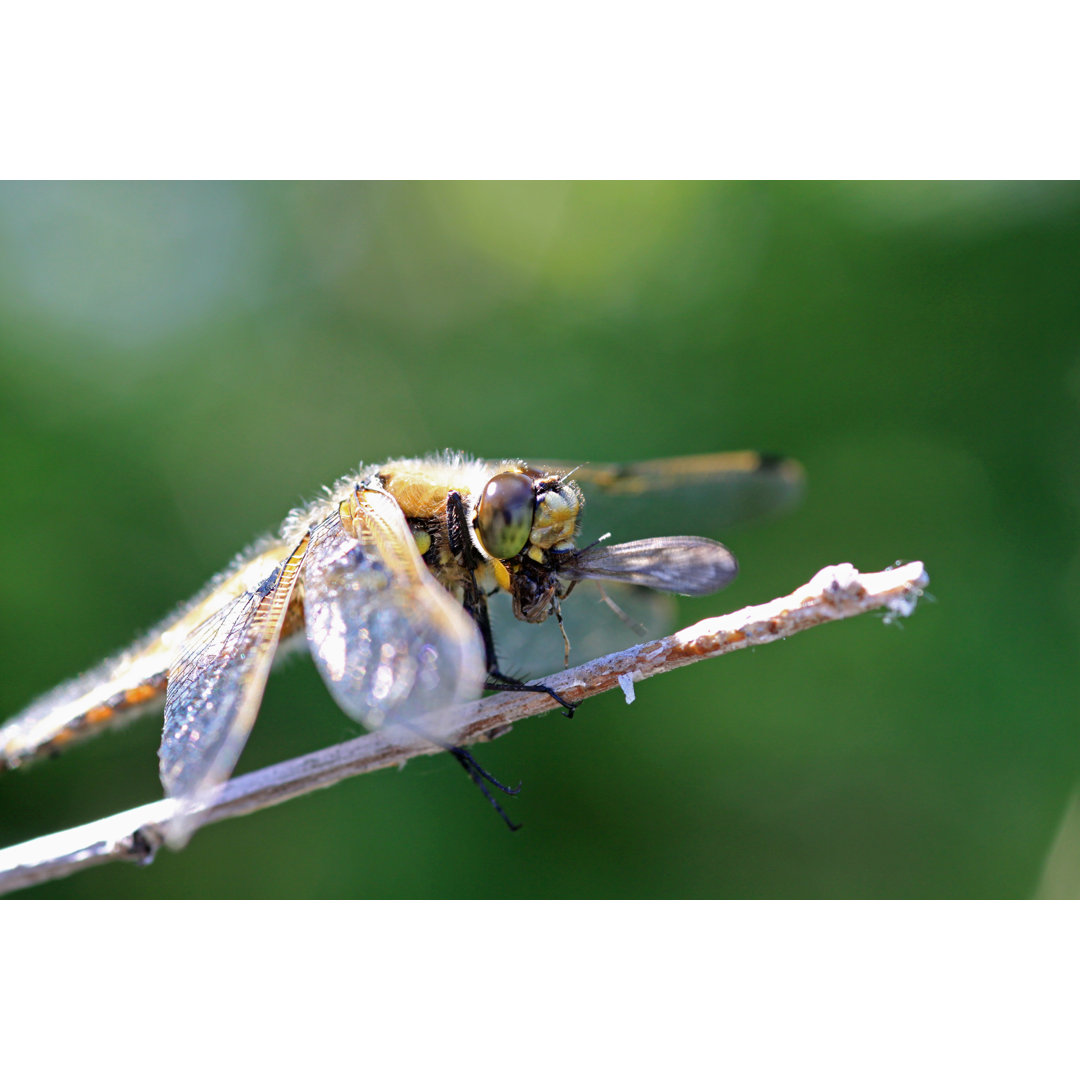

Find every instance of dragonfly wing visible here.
[159,533,310,848]
[303,486,486,743]
[489,582,677,679]
[534,451,804,542]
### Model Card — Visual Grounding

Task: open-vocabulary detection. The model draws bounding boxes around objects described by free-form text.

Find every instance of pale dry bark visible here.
[0,560,928,895]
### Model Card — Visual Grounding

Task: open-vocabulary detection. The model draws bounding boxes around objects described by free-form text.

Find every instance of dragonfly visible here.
[0,451,802,845]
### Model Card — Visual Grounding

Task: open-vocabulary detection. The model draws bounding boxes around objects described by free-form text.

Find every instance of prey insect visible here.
[0,451,802,845]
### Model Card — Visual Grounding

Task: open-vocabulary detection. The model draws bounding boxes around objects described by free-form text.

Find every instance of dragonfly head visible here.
[473,465,584,624]
[474,467,583,563]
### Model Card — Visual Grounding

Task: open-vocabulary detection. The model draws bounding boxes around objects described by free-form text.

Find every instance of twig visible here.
[0,561,928,895]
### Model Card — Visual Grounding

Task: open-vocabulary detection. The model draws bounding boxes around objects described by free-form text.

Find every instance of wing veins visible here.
[159,530,311,847]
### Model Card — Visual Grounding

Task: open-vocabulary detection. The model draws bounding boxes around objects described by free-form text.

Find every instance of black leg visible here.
[446,490,499,669]
[483,672,577,718]
[450,747,522,832]
[402,715,522,831]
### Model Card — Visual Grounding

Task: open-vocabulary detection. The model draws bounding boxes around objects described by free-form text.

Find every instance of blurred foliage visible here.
[2,181,1079,898]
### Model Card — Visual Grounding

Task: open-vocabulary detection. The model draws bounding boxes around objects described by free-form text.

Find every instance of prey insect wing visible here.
[556,536,738,595]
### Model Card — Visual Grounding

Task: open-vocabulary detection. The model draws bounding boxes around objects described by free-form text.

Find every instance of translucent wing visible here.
[303,485,486,744]
[557,536,738,594]
[535,451,805,543]
[489,582,677,680]
[159,533,310,848]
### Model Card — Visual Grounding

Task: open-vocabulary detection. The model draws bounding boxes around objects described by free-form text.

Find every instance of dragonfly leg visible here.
[484,671,577,718]
[402,718,522,831]
[450,746,522,832]
[446,490,500,668]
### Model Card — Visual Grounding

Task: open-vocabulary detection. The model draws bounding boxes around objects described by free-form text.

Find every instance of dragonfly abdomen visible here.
[0,667,168,771]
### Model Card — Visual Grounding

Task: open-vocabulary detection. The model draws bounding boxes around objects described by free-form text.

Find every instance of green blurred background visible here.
[2,181,1078,898]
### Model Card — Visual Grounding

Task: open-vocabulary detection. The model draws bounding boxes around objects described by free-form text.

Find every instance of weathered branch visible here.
[0,561,928,895]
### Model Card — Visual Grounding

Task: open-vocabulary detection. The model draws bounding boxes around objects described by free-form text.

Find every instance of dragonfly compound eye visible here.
[476,472,536,559]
